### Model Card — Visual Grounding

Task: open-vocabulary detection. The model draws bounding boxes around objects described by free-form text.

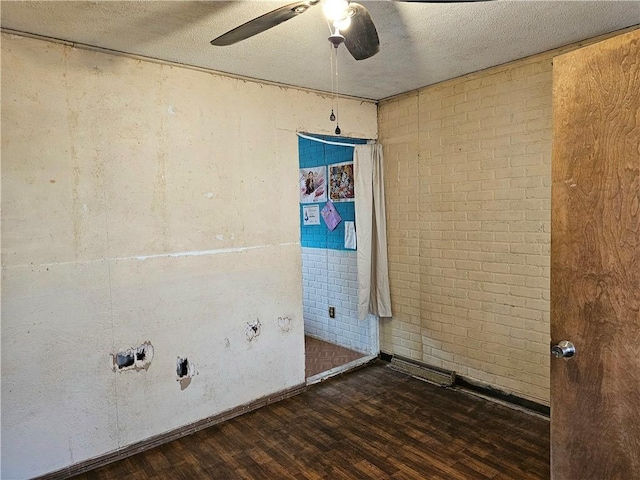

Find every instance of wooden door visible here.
[551,29,640,479]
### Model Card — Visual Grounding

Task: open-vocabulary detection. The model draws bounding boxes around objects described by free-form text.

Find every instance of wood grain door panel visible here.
[551,29,640,479]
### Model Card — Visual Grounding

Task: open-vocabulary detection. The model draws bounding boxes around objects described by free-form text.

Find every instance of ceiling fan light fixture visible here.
[322,0,349,22]
[334,15,351,31]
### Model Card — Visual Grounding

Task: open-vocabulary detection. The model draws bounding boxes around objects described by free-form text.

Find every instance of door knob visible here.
[551,340,575,359]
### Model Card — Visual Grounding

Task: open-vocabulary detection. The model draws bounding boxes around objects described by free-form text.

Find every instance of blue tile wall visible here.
[299,134,366,251]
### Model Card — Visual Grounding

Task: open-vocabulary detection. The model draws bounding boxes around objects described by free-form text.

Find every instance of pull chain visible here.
[334,47,341,136]
[329,45,336,122]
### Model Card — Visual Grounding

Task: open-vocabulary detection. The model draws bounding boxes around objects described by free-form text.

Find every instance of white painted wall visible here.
[0,34,377,479]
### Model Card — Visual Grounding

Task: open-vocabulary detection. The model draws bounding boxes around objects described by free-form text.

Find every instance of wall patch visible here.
[246,319,261,342]
[278,316,292,333]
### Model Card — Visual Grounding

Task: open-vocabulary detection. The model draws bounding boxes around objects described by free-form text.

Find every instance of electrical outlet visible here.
[329,306,335,318]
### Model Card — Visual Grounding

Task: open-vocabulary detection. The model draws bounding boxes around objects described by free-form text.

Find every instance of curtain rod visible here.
[297,132,369,148]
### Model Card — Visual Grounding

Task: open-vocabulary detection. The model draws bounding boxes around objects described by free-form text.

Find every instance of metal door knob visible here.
[551,340,575,359]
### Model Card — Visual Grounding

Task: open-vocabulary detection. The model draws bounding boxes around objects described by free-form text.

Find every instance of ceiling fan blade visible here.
[211,1,318,46]
[343,3,380,61]
[394,0,493,3]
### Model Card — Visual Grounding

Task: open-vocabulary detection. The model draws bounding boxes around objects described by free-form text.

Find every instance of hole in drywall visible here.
[246,319,261,342]
[176,356,197,391]
[177,358,189,378]
[110,341,154,372]
[116,353,135,369]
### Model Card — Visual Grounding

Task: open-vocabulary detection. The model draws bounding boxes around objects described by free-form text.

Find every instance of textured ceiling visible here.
[2,1,639,100]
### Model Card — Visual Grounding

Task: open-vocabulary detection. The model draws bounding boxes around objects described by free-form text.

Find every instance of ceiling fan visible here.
[211,0,493,61]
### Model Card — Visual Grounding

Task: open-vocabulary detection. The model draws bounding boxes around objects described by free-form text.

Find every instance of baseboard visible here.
[379,351,393,362]
[454,376,550,416]
[380,351,550,417]
[34,382,307,480]
[306,354,378,386]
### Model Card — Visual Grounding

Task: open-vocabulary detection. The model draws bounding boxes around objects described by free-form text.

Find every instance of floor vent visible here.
[388,358,455,387]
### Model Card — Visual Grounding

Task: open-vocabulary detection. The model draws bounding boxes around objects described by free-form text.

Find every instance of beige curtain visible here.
[354,143,392,320]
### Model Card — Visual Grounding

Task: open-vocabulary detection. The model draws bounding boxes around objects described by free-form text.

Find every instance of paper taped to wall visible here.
[321,200,341,232]
[345,221,356,249]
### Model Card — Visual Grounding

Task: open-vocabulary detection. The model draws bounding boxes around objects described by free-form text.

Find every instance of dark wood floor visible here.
[73,362,550,479]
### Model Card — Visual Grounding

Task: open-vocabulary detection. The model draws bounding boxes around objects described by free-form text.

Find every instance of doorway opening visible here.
[298,133,379,383]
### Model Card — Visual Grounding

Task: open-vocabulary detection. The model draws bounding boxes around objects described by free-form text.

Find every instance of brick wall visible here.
[379,53,553,403]
[302,247,375,353]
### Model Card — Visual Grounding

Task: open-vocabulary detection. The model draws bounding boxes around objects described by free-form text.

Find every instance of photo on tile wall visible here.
[300,166,327,203]
[329,162,354,202]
